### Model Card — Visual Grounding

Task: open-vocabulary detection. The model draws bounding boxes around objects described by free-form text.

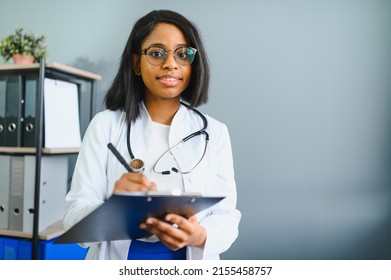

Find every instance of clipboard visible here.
[55,191,224,244]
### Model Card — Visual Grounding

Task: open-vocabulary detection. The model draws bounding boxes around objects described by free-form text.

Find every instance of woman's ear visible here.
[132,54,141,76]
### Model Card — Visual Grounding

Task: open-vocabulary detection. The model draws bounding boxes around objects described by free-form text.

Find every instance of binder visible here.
[22,76,38,147]
[9,156,24,231]
[21,156,35,232]
[0,155,11,229]
[0,77,6,146]
[56,192,224,244]
[8,155,68,232]
[5,75,22,147]
[22,155,68,233]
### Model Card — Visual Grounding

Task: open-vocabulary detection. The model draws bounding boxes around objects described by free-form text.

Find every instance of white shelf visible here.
[0,62,101,81]
[0,220,65,240]
[0,147,80,154]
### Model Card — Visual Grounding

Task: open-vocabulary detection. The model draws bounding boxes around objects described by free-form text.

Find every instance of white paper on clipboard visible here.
[44,78,81,148]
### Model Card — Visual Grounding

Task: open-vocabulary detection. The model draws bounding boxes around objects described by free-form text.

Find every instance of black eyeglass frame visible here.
[140,46,198,66]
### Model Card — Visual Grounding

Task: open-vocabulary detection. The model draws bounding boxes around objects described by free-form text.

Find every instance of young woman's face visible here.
[133,23,192,102]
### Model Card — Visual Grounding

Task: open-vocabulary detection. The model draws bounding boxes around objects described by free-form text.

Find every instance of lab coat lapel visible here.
[130,103,152,160]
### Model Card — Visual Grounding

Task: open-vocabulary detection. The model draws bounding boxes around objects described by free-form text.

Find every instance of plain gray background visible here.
[1,0,390,259]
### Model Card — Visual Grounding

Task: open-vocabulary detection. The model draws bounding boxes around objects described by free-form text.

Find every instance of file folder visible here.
[9,156,24,231]
[5,75,22,147]
[22,156,68,233]
[22,76,38,147]
[55,192,224,244]
[0,77,6,146]
[8,155,68,233]
[0,155,11,229]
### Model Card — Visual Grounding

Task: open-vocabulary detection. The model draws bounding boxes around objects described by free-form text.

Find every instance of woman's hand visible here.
[139,214,206,251]
[113,173,157,193]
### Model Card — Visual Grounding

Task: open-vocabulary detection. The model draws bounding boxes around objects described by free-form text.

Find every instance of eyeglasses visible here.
[140,46,197,66]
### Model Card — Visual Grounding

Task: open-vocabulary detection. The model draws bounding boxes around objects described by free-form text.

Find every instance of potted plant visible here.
[0,27,48,64]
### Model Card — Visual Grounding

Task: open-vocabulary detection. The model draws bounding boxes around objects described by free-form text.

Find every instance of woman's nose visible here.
[162,51,178,69]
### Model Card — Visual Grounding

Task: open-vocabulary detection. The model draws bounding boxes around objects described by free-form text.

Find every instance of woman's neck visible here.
[144,98,180,125]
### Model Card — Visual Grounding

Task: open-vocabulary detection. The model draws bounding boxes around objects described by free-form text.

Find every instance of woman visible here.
[63,9,241,260]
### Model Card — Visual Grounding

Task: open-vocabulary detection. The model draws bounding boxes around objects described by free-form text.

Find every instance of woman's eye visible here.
[177,52,187,59]
[150,50,165,58]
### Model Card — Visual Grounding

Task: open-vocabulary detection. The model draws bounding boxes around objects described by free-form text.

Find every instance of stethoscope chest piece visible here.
[130,158,145,173]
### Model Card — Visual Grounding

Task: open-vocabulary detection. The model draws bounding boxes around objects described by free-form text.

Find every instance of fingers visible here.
[139,216,186,241]
[140,217,187,250]
[164,214,193,234]
[113,173,157,193]
[162,214,206,247]
[139,214,204,250]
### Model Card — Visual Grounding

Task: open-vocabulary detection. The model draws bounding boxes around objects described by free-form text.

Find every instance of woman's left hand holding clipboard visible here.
[139,213,207,251]
[114,171,206,250]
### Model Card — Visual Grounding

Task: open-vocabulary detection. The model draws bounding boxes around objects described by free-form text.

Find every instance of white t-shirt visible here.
[145,121,184,192]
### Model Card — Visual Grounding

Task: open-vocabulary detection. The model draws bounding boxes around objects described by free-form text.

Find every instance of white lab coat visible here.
[63,102,241,259]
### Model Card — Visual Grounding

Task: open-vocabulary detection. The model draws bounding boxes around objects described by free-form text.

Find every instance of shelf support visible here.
[32,58,45,259]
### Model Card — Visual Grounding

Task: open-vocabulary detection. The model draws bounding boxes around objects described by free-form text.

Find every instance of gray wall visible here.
[1,0,390,259]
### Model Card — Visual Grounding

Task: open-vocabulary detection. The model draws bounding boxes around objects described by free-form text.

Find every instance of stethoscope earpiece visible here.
[159,168,178,175]
[171,167,179,173]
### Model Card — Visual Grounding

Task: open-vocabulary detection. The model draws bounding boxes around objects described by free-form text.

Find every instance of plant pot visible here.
[12,53,35,64]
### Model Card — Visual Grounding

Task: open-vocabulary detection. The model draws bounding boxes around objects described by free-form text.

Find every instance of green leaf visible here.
[0,26,48,63]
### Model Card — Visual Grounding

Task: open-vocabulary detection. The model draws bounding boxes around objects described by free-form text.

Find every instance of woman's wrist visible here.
[193,226,207,248]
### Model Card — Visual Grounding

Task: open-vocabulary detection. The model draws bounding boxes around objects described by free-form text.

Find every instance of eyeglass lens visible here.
[144,47,197,66]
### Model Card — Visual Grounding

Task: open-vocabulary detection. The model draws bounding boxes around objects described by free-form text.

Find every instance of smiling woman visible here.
[63,9,241,260]
[131,23,193,112]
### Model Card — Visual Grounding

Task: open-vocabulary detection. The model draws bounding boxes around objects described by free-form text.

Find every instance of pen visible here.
[107,143,133,173]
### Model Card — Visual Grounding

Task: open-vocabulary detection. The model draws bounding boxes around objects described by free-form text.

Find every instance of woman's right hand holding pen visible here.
[113,173,157,193]
[107,143,156,193]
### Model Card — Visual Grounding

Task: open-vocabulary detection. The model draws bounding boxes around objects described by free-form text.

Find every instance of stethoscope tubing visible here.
[127,102,209,161]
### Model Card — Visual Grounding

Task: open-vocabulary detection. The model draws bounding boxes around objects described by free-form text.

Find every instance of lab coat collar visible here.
[138,101,196,144]
[138,100,187,124]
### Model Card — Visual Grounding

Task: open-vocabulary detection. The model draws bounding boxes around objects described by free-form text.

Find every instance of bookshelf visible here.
[0,60,101,259]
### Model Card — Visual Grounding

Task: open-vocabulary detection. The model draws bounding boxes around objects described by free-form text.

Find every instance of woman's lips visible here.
[157,75,182,86]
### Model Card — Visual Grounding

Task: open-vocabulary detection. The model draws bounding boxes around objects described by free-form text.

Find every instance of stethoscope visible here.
[126,102,209,175]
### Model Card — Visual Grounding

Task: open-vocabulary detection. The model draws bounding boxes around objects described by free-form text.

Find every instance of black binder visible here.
[22,75,38,147]
[5,75,22,147]
[55,192,224,244]
[0,77,6,146]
